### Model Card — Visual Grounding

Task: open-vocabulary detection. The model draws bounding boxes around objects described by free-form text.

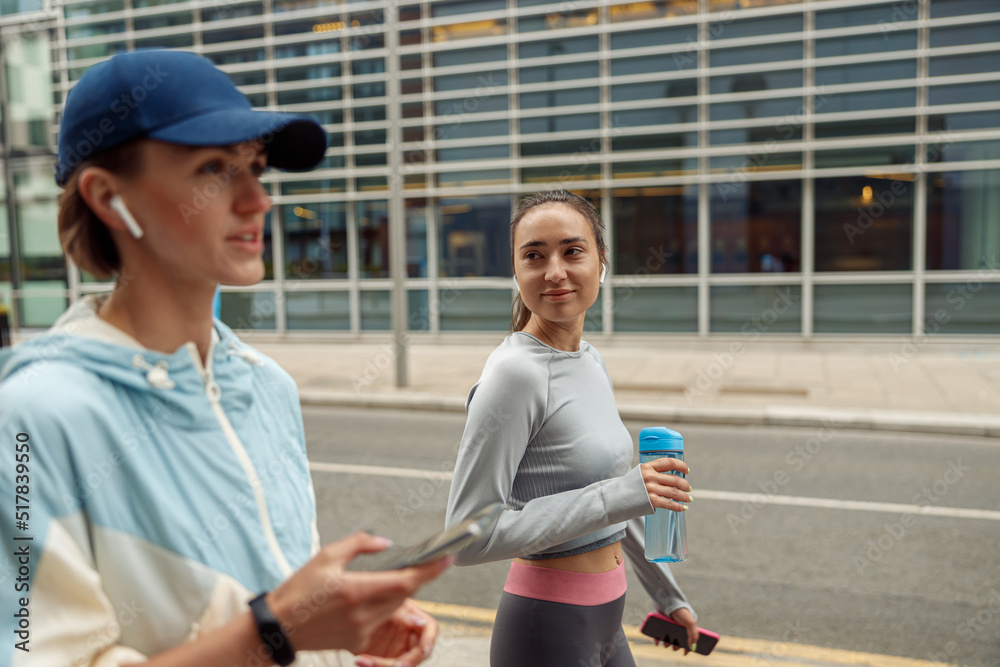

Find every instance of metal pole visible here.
[385,0,408,387]
[0,34,23,334]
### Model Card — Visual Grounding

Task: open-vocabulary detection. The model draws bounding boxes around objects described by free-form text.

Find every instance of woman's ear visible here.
[77,167,136,238]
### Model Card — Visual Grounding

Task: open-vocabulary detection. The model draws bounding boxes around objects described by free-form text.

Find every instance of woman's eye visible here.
[566,247,583,256]
[524,252,540,260]
[199,160,224,175]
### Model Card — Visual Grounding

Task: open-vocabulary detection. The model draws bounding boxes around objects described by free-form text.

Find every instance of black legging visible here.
[490,591,636,667]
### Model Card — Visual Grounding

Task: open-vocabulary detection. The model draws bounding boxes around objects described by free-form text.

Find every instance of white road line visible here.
[308,462,1000,522]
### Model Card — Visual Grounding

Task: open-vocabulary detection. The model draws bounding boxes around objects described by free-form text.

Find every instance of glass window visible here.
[360,290,391,330]
[710,180,800,274]
[931,0,999,18]
[274,17,341,36]
[68,43,128,61]
[813,284,912,334]
[281,178,347,196]
[928,81,1000,106]
[16,288,67,329]
[437,169,509,187]
[439,288,511,331]
[405,200,428,278]
[612,132,697,152]
[817,89,916,114]
[711,42,802,67]
[220,292,277,332]
[205,48,265,65]
[277,86,343,105]
[613,286,698,332]
[519,36,597,59]
[815,60,916,86]
[284,203,348,280]
[710,285,802,334]
[814,118,916,140]
[615,189,697,275]
[355,128,386,145]
[814,145,916,169]
[817,4,916,29]
[274,40,340,59]
[613,78,697,102]
[611,53,695,76]
[432,0,504,17]
[522,163,599,184]
[521,61,599,84]
[710,152,801,173]
[928,110,1000,133]
[203,26,265,45]
[609,1,697,22]
[927,170,1000,271]
[617,106,697,126]
[357,201,389,278]
[134,13,192,31]
[203,1,263,21]
[711,125,803,144]
[817,31,915,57]
[435,119,507,141]
[518,7,599,32]
[407,290,430,331]
[65,21,125,39]
[711,13,802,40]
[65,0,124,17]
[609,25,695,49]
[285,291,350,330]
[354,106,386,124]
[710,96,804,121]
[710,70,801,94]
[930,20,1000,48]
[520,113,599,134]
[434,93,508,116]
[437,145,509,162]
[433,45,506,68]
[930,51,1000,77]
[926,280,1000,334]
[613,158,698,179]
[815,177,913,272]
[434,69,507,92]
[521,88,598,109]
[353,81,385,99]
[438,196,511,277]
[933,140,1000,163]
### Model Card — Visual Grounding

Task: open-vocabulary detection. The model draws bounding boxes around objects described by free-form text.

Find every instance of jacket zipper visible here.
[187,341,294,578]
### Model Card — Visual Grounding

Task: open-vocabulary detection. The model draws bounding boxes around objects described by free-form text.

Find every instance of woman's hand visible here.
[640,457,692,511]
[265,532,452,655]
[670,607,700,654]
[353,599,439,667]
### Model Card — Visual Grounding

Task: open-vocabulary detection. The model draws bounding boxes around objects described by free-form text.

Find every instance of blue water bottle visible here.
[639,427,687,563]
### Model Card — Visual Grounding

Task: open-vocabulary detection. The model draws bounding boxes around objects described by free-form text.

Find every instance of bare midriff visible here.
[514,541,623,574]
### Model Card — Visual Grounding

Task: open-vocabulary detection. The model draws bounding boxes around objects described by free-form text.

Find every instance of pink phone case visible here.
[640,611,720,655]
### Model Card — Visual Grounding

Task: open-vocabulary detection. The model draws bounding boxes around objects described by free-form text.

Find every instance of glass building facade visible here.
[2,0,999,337]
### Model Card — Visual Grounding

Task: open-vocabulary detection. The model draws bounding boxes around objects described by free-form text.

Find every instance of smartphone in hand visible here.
[640,611,720,656]
[360,503,504,571]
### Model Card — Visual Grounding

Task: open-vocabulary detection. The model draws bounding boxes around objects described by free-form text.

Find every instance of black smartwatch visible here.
[249,592,296,666]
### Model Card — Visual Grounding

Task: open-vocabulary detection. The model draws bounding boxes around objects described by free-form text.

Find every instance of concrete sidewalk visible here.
[250,337,1000,437]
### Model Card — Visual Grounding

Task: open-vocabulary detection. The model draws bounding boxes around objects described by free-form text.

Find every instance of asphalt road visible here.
[303,405,1000,666]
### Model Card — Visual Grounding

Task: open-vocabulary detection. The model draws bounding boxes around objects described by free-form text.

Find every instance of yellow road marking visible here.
[416,600,961,667]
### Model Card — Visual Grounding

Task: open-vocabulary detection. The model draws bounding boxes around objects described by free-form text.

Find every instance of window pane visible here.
[407,290,430,331]
[815,177,913,272]
[360,290,391,331]
[710,13,802,40]
[357,201,389,278]
[613,78,697,102]
[928,110,1000,133]
[930,51,1000,77]
[927,170,1000,271]
[433,45,506,67]
[284,203,348,279]
[614,189,697,275]
[220,292,277,331]
[609,1,697,22]
[817,89,916,114]
[930,20,1000,48]
[818,3,916,28]
[711,180,801,273]
[16,289,67,328]
[611,53,695,76]
[928,81,1000,106]
[813,284,912,334]
[520,113,599,134]
[931,0,998,18]
[710,285,802,334]
[438,196,511,277]
[710,96,803,121]
[520,36,598,58]
[815,60,916,86]
[814,145,915,169]
[925,282,1000,334]
[710,70,801,94]
[521,87,599,108]
[521,61,599,84]
[613,286,698,332]
[439,288,511,331]
[711,42,802,67]
[609,25,695,49]
[518,7,599,31]
[817,31,915,56]
[814,117,916,140]
[406,199,428,278]
[286,291,350,330]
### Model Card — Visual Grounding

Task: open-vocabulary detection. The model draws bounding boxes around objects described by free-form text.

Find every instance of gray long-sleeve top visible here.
[445,332,695,618]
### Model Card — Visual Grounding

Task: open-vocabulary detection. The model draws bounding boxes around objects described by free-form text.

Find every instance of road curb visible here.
[298,390,1000,438]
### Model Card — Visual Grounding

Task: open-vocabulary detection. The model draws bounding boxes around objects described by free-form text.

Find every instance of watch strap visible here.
[249,592,296,666]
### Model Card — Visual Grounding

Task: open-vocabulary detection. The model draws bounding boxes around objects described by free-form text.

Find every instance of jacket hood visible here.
[0,296,267,424]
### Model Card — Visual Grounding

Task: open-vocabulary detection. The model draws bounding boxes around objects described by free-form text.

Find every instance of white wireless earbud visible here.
[109,194,144,239]
[599,263,606,284]
[513,275,520,291]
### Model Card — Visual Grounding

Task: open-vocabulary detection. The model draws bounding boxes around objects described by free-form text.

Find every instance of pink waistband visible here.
[503,561,627,607]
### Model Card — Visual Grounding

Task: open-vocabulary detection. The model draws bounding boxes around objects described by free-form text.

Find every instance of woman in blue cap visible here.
[0,50,447,667]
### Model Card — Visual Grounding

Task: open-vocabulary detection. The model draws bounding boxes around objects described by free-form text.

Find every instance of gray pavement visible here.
[248,335,1000,438]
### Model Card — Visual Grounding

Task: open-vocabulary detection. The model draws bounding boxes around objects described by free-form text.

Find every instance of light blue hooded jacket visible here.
[0,296,337,666]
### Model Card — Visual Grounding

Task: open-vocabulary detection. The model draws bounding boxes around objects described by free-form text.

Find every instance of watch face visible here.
[250,593,296,666]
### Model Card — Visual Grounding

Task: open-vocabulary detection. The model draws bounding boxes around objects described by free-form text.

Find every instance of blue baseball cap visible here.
[55,49,327,186]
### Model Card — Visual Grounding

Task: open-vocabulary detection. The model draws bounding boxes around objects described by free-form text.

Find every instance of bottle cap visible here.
[639,426,684,453]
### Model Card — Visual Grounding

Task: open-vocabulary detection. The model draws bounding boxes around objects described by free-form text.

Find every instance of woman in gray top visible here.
[445,190,699,666]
